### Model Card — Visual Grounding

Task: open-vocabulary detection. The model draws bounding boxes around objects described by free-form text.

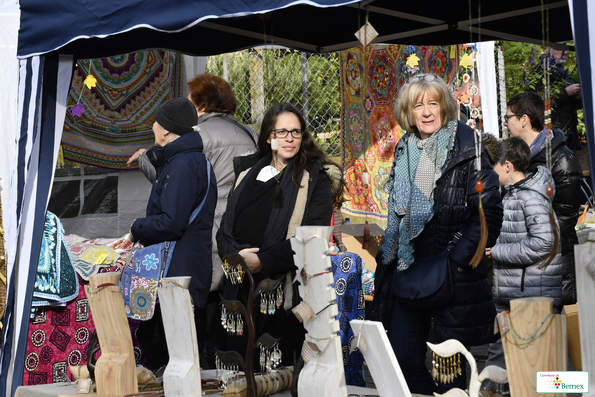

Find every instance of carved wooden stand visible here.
[85,273,138,396]
[158,276,201,397]
[502,297,567,397]
[290,226,347,397]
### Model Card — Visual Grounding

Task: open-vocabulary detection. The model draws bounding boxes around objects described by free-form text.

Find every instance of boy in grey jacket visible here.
[483,137,562,392]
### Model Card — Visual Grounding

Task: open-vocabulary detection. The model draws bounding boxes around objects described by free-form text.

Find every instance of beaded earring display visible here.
[258,283,283,315]
[220,304,244,336]
[431,352,463,384]
[222,258,244,284]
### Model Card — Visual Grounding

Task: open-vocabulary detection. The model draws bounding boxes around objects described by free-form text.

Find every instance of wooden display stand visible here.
[85,273,138,396]
[574,231,595,396]
[157,276,201,397]
[349,320,411,397]
[291,226,347,397]
[501,297,567,397]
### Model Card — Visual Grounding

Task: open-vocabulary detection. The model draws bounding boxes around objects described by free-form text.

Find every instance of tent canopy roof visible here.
[18,0,573,59]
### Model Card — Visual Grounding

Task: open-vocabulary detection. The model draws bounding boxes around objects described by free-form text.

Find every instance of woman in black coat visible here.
[216,103,345,367]
[373,74,503,395]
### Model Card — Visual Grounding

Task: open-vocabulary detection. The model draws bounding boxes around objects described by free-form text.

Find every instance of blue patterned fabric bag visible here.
[119,161,211,320]
[119,241,175,320]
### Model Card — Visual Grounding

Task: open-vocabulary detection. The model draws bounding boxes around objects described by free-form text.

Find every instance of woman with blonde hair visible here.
[374,74,503,394]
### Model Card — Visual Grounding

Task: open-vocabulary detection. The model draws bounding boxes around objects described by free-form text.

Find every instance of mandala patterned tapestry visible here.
[62,50,183,169]
[340,45,458,228]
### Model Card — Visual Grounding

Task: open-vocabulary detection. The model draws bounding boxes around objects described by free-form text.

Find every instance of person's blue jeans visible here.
[389,298,466,395]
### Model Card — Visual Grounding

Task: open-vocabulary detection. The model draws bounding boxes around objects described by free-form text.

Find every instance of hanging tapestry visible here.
[331,252,365,387]
[32,212,79,311]
[340,45,459,228]
[23,234,147,386]
[62,50,183,170]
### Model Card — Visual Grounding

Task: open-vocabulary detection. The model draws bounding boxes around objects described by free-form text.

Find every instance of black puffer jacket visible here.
[374,122,503,345]
[527,128,583,305]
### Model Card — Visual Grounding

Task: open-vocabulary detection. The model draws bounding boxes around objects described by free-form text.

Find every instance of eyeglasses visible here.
[408,74,439,83]
[503,114,524,123]
[272,128,303,139]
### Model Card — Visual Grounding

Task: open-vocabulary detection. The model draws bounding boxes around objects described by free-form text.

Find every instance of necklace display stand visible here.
[575,232,595,396]
[85,272,138,396]
[501,297,566,397]
[157,276,201,397]
[290,226,347,397]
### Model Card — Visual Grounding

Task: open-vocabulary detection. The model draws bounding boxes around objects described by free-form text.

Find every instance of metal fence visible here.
[206,48,342,157]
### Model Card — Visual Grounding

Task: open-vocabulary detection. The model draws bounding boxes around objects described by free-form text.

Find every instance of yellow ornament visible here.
[406,53,420,69]
[84,75,97,89]
[460,53,473,69]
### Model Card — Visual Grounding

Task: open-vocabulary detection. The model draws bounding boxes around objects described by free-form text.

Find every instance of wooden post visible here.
[86,273,138,396]
[158,276,201,397]
[291,226,347,397]
[574,231,595,397]
[502,297,567,397]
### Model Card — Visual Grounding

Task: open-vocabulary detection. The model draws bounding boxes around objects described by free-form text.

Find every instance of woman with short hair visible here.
[374,74,503,394]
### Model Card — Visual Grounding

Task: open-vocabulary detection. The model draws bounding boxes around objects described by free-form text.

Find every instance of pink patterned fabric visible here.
[23,236,147,385]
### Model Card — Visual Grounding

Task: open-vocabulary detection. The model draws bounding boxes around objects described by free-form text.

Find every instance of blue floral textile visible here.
[331,252,365,386]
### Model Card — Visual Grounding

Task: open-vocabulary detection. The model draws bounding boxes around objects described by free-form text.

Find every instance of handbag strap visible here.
[186,160,212,227]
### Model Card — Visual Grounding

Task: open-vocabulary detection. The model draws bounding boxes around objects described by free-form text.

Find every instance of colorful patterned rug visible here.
[23,235,147,386]
[340,45,459,228]
[61,50,183,169]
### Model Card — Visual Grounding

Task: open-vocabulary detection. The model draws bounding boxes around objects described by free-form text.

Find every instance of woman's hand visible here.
[127,148,147,166]
[239,248,262,273]
[485,247,492,259]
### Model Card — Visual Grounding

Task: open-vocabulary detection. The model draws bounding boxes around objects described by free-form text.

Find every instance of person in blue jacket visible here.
[131,97,217,369]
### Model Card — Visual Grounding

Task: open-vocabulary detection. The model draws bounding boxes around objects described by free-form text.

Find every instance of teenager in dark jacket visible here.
[216,103,344,367]
[131,98,217,369]
[373,74,502,395]
[505,91,582,305]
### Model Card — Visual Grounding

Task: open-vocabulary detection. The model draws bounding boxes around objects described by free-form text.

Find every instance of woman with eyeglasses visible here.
[216,102,345,366]
[373,73,503,394]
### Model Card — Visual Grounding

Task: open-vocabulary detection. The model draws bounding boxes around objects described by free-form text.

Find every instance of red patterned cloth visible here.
[23,237,147,385]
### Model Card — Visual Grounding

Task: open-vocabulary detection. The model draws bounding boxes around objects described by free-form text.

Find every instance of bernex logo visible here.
[536,371,589,393]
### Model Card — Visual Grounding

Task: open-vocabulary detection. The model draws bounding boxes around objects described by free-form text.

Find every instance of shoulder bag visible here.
[119,161,211,320]
[392,233,460,311]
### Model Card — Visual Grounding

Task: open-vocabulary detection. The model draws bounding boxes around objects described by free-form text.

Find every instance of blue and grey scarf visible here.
[383,120,457,270]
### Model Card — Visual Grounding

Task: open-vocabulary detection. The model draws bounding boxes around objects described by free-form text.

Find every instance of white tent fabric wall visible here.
[0,55,74,397]
[477,41,498,137]
[0,0,19,221]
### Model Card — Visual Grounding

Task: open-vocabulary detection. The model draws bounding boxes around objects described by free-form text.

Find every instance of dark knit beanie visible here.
[155,98,199,135]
